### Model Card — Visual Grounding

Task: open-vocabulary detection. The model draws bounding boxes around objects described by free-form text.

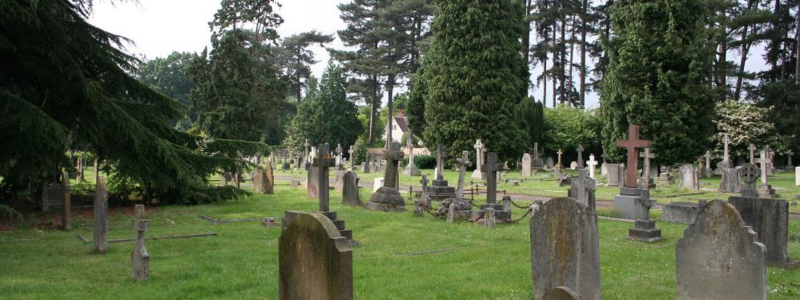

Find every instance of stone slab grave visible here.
[613,125,663,242]
[279,212,353,300]
[427,144,456,198]
[605,163,621,187]
[662,201,705,224]
[530,197,600,300]
[198,215,277,226]
[365,142,406,212]
[131,204,150,281]
[729,192,799,268]
[472,152,512,223]
[718,166,741,193]
[341,171,361,206]
[679,164,699,190]
[676,200,766,300]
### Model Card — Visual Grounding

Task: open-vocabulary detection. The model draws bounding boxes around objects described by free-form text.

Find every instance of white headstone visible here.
[373,177,384,193]
[522,153,532,177]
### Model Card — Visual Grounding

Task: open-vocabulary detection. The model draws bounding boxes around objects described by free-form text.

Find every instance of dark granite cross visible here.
[382,142,405,189]
[741,163,759,194]
[576,145,585,168]
[434,144,448,181]
[313,144,337,212]
[481,152,504,204]
[615,125,652,189]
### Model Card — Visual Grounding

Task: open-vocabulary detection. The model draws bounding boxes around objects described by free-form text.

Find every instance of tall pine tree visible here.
[422,0,529,160]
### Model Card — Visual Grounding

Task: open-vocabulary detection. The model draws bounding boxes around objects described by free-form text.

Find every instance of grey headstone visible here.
[279,213,353,300]
[365,143,406,212]
[662,202,704,224]
[93,171,108,254]
[676,200,766,300]
[606,163,621,187]
[679,164,699,190]
[531,197,600,300]
[341,171,361,206]
[718,167,741,193]
[307,166,319,199]
[568,169,596,211]
[545,157,554,169]
[334,170,345,192]
[728,196,796,267]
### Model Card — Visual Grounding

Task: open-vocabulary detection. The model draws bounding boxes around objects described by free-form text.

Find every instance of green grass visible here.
[1,183,799,299]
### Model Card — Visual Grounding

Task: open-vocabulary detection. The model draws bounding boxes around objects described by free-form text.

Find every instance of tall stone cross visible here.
[576,145,585,168]
[302,139,310,169]
[615,125,652,189]
[639,148,656,189]
[533,142,540,159]
[383,142,405,189]
[455,151,472,199]
[787,149,794,167]
[419,175,429,207]
[474,140,484,169]
[587,154,598,179]
[407,133,415,162]
[748,144,757,164]
[722,134,731,163]
[131,204,150,281]
[704,151,712,170]
[556,149,564,169]
[481,152,504,204]
[313,144,337,212]
[759,148,768,188]
[335,144,343,168]
[434,144,448,181]
[348,145,356,170]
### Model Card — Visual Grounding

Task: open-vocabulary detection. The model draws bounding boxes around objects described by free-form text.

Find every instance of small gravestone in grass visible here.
[131,205,150,282]
[341,171,361,206]
[279,213,353,300]
[605,163,621,187]
[365,142,406,212]
[530,197,600,300]
[93,160,109,254]
[676,200,766,300]
[678,164,699,190]
[522,153,532,178]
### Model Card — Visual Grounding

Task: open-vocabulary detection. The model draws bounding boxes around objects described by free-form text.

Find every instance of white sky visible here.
[90,0,769,109]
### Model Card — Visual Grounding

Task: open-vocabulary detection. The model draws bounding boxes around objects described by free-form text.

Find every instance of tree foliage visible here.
[137,51,197,129]
[713,101,784,159]
[421,0,530,161]
[542,106,603,161]
[274,31,334,103]
[600,0,715,166]
[0,0,267,204]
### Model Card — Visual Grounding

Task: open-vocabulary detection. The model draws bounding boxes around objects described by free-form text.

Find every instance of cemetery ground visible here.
[1,179,799,299]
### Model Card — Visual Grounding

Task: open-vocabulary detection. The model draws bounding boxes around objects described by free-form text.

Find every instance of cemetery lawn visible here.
[1,184,799,299]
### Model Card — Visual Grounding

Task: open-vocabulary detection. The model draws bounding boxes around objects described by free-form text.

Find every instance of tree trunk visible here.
[543,56,548,107]
[560,12,566,105]
[368,75,378,146]
[386,79,395,149]
[717,9,727,101]
[522,0,532,66]
[796,3,800,84]
[552,22,558,107]
[580,0,587,108]
[734,0,757,100]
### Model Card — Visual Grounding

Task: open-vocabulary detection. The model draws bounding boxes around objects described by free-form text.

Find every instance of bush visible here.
[414,155,436,169]
[0,204,21,221]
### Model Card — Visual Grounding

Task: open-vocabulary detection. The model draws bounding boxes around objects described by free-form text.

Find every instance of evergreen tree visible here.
[274,31,334,104]
[138,51,197,129]
[600,0,715,165]
[422,0,530,161]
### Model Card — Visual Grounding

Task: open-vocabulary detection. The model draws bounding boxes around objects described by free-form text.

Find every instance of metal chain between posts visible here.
[505,207,533,224]
[507,198,532,209]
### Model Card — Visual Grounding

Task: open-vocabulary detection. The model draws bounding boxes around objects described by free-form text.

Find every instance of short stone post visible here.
[131,205,150,281]
[93,160,108,254]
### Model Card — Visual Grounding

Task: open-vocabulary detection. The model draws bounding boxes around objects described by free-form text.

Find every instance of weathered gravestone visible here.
[365,143,406,212]
[532,143,544,170]
[728,194,797,268]
[757,148,777,198]
[472,152,512,222]
[522,153,532,177]
[334,170,345,193]
[403,134,421,176]
[568,169,596,212]
[314,144,337,212]
[426,144,456,198]
[679,164,699,190]
[530,197,600,300]
[605,163,621,187]
[455,151,472,200]
[676,200,766,300]
[472,139,486,179]
[341,171,361,206]
[307,165,319,199]
[786,149,794,169]
[131,204,150,282]
[718,167,741,193]
[638,148,656,189]
[253,166,274,194]
[662,201,705,224]
[279,213,353,300]
[545,157,554,169]
[93,162,108,254]
[613,125,662,242]
[703,151,713,178]
[575,145,585,169]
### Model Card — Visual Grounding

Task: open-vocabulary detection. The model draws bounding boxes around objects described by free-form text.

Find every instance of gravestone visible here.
[93,164,108,254]
[483,207,496,228]
[530,197,600,300]
[638,148,656,189]
[662,201,704,224]
[568,169,596,211]
[613,125,662,242]
[717,133,733,170]
[279,213,353,300]
[426,144,455,197]
[555,149,564,171]
[472,139,486,179]
[334,170,345,193]
[522,153,532,177]
[678,164,699,190]
[347,146,355,171]
[545,157,554,169]
[757,148,776,198]
[265,162,275,194]
[542,287,580,300]
[703,151,712,177]
[254,167,273,194]
[676,200,766,300]
[586,154,598,179]
[366,143,406,212]
[718,167,741,193]
[76,156,84,181]
[314,144,337,212]
[131,205,150,282]
[575,145,585,168]
[446,203,457,223]
[605,164,621,187]
[472,152,512,222]
[414,176,431,217]
[532,143,544,170]
[656,172,672,186]
[748,143,757,164]
[335,144,344,170]
[282,149,290,170]
[569,161,578,170]
[455,151,472,200]
[403,134,421,176]
[60,171,71,230]
[373,178,383,193]
[728,195,797,268]
[307,165,319,199]
[341,171,361,206]
[786,149,794,169]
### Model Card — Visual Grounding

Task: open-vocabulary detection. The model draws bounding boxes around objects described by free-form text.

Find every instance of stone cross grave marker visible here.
[472,139,485,179]
[615,125,652,188]
[740,164,760,197]
[748,144,757,164]
[365,143,406,212]
[576,145,585,168]
[93,160,108,254]
[787,149,794,168]
[383,143,404,189]
[722,133,731,165]
[335,144,344,170]
[279,213,353,300]
[434,144,448,181]
[757,148,776,197]
[676,200,766,300]
[348,145,355,170]
[482,152,504,205]
[455,151,472,199]
[638,148,656,189]
[302,139,310,170]
[131,204,150,281]
[314,144,337,212]
[587,154,598,179]
[569,169,596,211]
[533,142,544,169]
[556,149,564,170]
[403,134,421,176]
[704,151,712,177]
[530,197,600,300]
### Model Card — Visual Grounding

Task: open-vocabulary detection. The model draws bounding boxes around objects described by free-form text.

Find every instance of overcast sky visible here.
[90,0,769,109]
